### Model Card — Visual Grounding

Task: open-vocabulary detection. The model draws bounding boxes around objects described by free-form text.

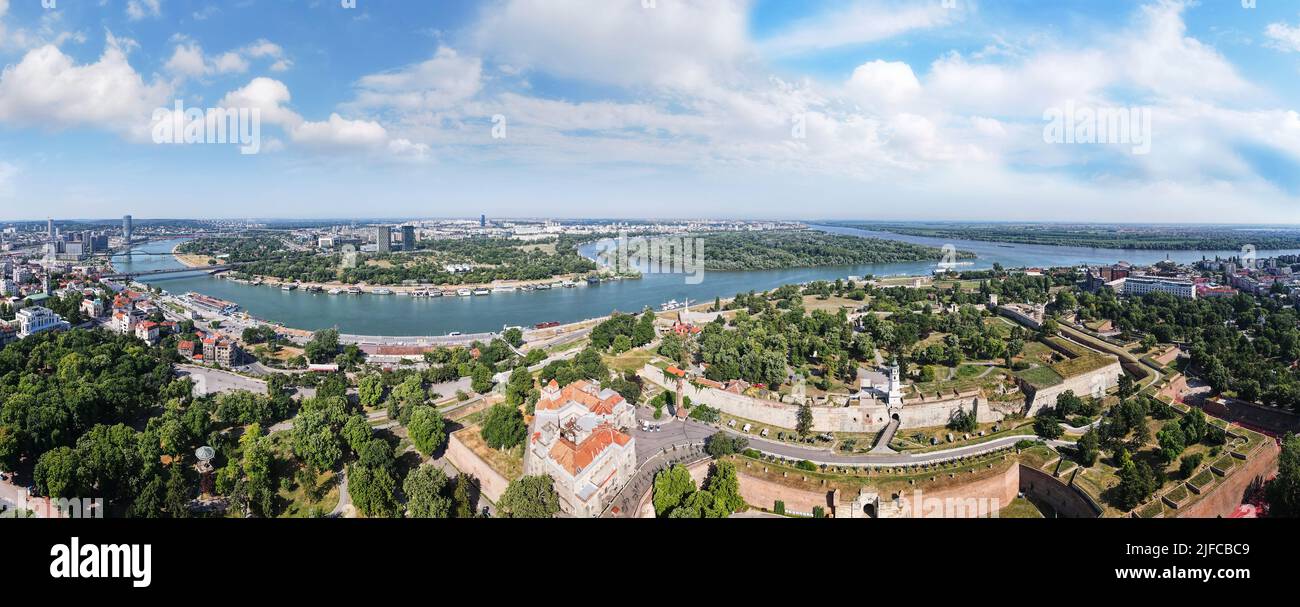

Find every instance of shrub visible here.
[796,460,817,472]
[773,500,785,515]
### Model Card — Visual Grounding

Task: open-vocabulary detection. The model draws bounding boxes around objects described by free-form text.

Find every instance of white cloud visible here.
[164,38,293,81]
[471,0,752,90]
[845,60,921,111]
[1264,21,1300,53]
[0,34,171,138]
[126,0,162,22]
[347,46,481,112]
[219,77,425,159]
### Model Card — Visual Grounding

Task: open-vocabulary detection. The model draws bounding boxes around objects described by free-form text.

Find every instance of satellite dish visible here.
[195,446,215,462]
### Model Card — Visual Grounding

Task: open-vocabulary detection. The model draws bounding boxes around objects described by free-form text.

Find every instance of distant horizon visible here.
[2,1,1300,221]
[4,217,1300,228]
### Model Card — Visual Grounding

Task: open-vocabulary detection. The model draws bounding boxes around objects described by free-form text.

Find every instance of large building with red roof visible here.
[523,379,637,517]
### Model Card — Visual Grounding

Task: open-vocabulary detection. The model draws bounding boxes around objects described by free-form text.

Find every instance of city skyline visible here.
[0,1,1298,221]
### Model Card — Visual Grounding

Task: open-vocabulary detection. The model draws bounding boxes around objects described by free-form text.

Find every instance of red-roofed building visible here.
[134,320,160,345]
[524,379,637,517]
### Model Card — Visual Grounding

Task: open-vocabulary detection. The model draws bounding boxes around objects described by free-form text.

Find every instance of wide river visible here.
[112,226,1300,336]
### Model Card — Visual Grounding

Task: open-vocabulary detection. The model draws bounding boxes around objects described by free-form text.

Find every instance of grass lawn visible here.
[605,348,657,373]
[801,294,866,313]
[456,425,524,480]
[1000,497,1045,518]
[1016,366,1064,389]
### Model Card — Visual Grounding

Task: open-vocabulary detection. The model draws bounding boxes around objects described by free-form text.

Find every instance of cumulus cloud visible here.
[218,77,426,159]
[0,34,171,138]
[164,38,292,81]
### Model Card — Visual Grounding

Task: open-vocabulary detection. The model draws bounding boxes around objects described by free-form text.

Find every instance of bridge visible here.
[101,264,240,281]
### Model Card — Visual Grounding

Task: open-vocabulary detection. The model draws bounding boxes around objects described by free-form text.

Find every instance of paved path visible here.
[869,417,900,453]
[177,365,267,396]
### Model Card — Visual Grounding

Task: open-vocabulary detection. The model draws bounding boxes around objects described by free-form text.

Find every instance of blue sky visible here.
[1,0,1299,222]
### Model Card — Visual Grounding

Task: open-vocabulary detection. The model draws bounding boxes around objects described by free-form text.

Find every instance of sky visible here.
[1,0,1299,223]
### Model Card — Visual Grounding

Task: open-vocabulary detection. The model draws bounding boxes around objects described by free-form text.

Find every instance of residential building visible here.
[111,309,138,334]
[523,379,637,518]
[80,298,104,319]
[16,306,69,338]
[375,226,391,253]
[197,334,241,367]
[134,320,160,345]
[401,225,417,250]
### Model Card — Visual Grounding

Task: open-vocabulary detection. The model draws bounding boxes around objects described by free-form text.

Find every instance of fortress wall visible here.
[1018,464,1102,518]
[1177,442,1279,519]
[445,431,511,503]
[642,364,987,434]
[1025,361,1123,416]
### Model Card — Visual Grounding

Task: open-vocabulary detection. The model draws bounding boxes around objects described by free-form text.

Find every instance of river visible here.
[110,228,1300,336]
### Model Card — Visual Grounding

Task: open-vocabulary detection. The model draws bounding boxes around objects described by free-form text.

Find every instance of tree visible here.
[1118,374,1136,400]
[481,404,527,451]
[504,367,533,406]
[497,475,561,518]
[796,403,813,438]
[1179,452,1204,479]
[612,334,632,354]
[1267,434,1300,517]
[1156,422,1186,464]
[408,406,447,457]
[703,460,745,515]
[704,432,747,458]
[1180,407,1208,445]
[34,447,80,498]
[947,408,977,433]
[403,465,452,518]
[342,415,372,455]
[652,464,696,516]
[165,465,192,519]
[502,327,524,348]
[1113,455,1158,511]
[348,438,399,517]
[304,329,340,364]
[470,364,495,394]
[1033,415,1063,440]
[358,374,385,408]
[0,424,20,471]
[453,474,477,518]
[1077,428,1100,467]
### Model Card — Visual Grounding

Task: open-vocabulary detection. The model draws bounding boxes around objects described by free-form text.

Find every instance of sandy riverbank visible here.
[172,244,215,268]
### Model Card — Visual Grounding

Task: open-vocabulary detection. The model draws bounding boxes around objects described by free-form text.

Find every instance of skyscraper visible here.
[123,215,133,244]
[401,225,416,251]
[47,219,54,240]
[376,226,391,253]
[480,214,486,228]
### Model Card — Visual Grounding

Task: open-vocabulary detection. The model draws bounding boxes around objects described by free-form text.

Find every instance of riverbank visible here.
[218,269,644,296]
[172,244,215,268]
